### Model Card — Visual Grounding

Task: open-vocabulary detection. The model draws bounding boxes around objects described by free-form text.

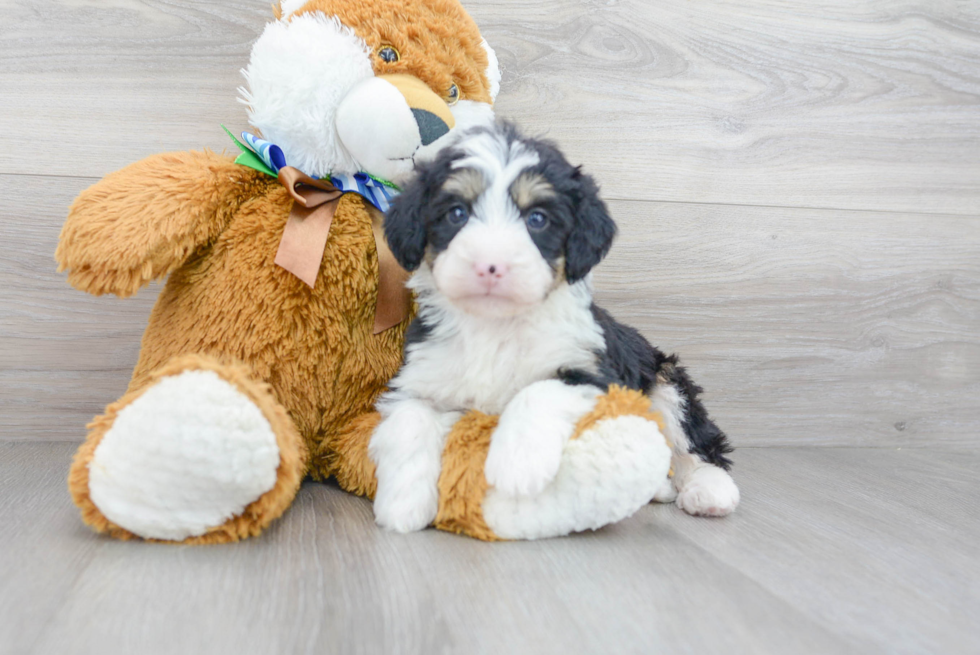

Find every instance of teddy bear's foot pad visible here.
[88,370,280,541]
[482,415,672,540]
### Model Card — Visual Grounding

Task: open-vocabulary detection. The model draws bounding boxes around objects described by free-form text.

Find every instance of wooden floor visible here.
[2,1,979,653]
[1,443,977,654]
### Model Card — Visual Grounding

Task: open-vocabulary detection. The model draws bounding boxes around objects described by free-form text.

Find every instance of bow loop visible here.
[277,167,343,208]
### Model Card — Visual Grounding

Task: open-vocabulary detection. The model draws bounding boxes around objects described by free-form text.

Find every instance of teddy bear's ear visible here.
[481,40,501,103]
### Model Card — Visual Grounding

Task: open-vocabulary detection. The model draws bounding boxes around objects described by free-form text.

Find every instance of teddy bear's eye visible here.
[378,46,400,63]
[447,84,460,106]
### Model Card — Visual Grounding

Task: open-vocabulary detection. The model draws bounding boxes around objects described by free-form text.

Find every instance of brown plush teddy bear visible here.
[56,0,671,544]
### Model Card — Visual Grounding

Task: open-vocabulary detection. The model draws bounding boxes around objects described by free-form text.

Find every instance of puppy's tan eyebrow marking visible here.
[442,168,485,202]
[510,172,556,210]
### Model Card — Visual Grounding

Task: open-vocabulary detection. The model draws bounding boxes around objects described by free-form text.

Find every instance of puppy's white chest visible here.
[446,330,564,412]
[396,289,603,414]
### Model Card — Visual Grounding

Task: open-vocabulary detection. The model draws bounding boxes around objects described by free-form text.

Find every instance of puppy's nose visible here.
[475,262,508,280]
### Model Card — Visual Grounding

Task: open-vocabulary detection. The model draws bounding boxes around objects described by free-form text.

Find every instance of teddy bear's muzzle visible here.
[335,74,457,185]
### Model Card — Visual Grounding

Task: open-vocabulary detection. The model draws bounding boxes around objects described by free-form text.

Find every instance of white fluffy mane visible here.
[239,13,373,177]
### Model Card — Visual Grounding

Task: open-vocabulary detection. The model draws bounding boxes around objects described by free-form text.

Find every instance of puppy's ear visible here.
[565,170,617,283]
[384,181,429,272]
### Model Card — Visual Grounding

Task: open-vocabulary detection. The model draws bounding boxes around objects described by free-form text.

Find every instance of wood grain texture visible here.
[646,447,980,655]
[1,442,977,655]
[600,199,980,447]
[4,173,977,445]
[0,174,157,440]
[478,0,980,214]
[2,0,979,213]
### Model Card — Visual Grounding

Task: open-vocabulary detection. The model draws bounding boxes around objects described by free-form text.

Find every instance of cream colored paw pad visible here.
[88,370,280,541]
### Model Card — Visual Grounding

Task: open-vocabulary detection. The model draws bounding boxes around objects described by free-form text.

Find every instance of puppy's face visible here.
[385,124,617,318]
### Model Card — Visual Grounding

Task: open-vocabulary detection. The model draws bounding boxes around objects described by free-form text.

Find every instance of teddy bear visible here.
[55,0,672,543]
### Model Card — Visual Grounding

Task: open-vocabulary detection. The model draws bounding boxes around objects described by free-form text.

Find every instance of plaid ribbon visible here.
[240,132,399,213]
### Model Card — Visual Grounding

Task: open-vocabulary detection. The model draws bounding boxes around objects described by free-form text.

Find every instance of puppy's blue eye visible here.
[526,210,549,230]
[447,205,469,226]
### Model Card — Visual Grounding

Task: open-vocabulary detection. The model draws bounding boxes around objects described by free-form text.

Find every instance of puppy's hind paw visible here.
[676,466,739,517]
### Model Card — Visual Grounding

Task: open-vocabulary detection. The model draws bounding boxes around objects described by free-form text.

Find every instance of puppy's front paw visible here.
[373,484,438,533]
[676,465,740,517]
[484,380,599,497]
[484,423,564,497]
[368,399,459,533]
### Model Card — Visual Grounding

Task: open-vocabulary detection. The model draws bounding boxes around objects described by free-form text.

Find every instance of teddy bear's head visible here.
[241,0,500,186]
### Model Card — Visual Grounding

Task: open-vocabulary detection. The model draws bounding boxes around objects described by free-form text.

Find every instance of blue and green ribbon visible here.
[222,125,400,213]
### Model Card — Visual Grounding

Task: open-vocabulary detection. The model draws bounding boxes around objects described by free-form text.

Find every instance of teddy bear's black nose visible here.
[412,108,451,146]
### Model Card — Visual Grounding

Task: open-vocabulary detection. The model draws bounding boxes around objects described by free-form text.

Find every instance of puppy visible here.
[369,122,739,533]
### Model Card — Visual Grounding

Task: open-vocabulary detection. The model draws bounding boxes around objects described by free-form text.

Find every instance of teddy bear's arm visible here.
[56,150,268,297]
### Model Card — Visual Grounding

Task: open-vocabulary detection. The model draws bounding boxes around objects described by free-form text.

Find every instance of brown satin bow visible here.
[273,166,411,334]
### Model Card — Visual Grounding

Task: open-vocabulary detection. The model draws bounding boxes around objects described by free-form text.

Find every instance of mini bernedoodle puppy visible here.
[369,122,740,533]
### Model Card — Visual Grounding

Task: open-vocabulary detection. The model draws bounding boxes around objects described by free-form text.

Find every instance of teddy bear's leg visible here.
[69,354,306,544]
[319,389,674,541]
[480,412,672,540]
[474,389,673,540]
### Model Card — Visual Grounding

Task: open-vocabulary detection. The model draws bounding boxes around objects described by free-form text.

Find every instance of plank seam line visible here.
[0,172,101,182]
[2,172,977,220]
[0,440,943,450]
[602,195,980,220]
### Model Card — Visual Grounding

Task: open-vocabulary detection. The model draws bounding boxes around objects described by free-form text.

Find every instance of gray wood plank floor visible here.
[1,442,977,655]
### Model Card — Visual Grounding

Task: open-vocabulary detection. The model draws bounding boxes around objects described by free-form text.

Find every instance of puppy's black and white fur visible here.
[369,122,738,533]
